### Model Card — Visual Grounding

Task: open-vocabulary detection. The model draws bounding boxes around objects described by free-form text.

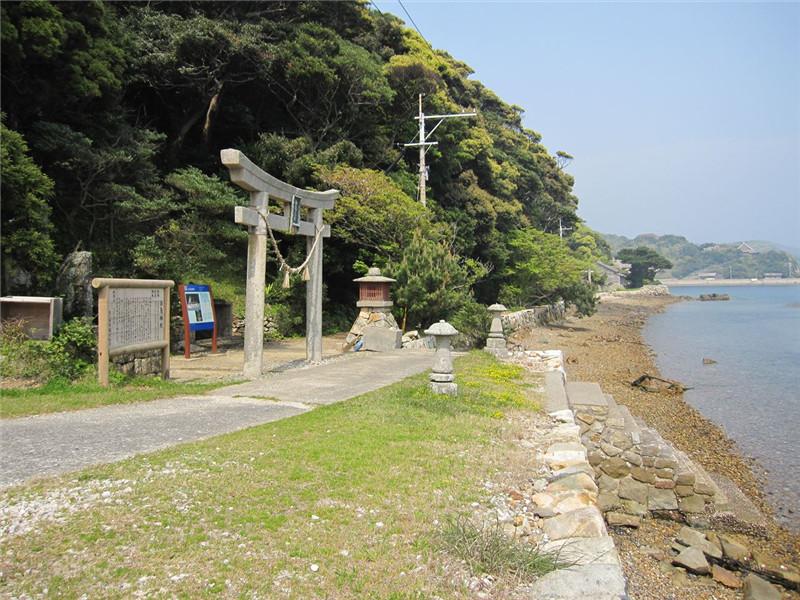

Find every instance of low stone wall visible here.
[111,349,163,377]
[598,284,671,300]
[501,302,565,332]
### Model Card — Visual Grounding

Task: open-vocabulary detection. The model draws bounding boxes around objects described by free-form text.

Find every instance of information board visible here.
[182,284,215,332]
[178,283,218,358]
[108,287,165,351]
[92,278,173,387]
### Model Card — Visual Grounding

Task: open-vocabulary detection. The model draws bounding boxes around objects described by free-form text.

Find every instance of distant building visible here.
[764,272,784,279]
[595,261,629,289]
[697,272,718,280]
[737,242,757,254]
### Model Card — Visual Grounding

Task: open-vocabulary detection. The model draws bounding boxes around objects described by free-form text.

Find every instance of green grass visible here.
[0,376,227,418]
[0,352,550,598]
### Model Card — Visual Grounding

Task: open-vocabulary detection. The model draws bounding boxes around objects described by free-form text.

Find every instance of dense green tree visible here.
[501,228,596,316]
[388,228,488,331]
[0,120,58,294]
[617,246,673,288]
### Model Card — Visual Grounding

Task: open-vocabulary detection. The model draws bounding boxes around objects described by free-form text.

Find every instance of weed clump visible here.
[441,515,560,580]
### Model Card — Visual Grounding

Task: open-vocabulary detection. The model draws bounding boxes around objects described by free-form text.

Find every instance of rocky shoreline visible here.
[511,294,799,599]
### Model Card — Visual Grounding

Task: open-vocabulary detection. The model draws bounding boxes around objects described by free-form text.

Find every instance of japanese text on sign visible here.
[108,288,165,350]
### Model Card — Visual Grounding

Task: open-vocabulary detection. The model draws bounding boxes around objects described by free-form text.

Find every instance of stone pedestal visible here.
[485,303,508,358]
[425,320,459,395]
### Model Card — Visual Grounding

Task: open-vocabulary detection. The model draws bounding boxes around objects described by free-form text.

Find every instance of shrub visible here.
[451,299,491,350]
[46,318,96,380]
[0,317,95,382]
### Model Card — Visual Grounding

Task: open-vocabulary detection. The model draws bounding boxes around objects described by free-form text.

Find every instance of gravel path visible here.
[0,350,433,488]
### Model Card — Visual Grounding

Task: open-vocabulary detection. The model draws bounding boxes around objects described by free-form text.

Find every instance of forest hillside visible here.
[603,233,798,279]
[2,1,610,335]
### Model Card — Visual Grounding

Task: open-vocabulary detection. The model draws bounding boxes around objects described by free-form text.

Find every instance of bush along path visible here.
[0,351,592,598]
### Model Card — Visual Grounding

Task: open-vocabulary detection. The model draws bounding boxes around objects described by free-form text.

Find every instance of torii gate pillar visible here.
[221,149,338,378]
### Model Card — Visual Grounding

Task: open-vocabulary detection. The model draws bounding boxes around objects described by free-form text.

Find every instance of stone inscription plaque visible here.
[108,288,165,350]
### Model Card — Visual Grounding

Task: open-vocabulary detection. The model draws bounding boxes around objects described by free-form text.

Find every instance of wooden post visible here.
[243,191,269,379]
[162,286,171,379]
[306,207,324,363]
[97,286,110,386]
[178,284,191,359]
[209,287,218,354]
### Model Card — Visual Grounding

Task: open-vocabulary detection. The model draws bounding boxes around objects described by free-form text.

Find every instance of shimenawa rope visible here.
[258,209,324,287]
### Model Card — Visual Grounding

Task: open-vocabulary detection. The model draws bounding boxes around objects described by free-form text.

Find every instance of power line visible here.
[368,0,383,16]
[396,0,432,49]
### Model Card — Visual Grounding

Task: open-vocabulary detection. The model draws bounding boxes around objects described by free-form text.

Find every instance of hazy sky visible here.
[374,1,800,247]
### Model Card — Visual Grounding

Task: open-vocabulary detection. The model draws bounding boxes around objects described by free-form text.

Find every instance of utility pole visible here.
[404,94,476,206]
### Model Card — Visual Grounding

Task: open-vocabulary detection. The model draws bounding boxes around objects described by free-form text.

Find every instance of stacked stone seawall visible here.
[502,302,565,333]
[568,383,719,525]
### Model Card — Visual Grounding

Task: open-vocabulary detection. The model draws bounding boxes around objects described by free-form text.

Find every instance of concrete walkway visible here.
[0,350,433,488]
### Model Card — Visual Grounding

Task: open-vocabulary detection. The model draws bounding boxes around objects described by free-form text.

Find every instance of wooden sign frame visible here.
[178,283,218,358]
[91,278,173,386]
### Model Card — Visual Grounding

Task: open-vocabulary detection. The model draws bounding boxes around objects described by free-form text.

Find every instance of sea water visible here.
[643,285,800,530]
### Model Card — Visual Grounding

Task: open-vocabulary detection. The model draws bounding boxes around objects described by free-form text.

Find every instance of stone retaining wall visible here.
[111,349,163,377]
[575,399,718,524]
[501,302,565,332]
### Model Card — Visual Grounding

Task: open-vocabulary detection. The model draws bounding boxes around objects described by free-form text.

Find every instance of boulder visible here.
[672,546,710,575]
[55,250,93,318]
[630,466,656,484]
[675,526,722,559]
[598,492,621,513]
[598,474,619,493]
[619,499,647,517]
[742,574,781,600]
[606,512,640,528]
[622,450,643,466]
[527,564,627,599]
[711,565,742,589]
[618,476,648,505]
[599,457,630,478]
[543,507,606,540]
[546,472,598,495]
[752,551,800,588]
[553,492,595,514]
[678,494,706,514]
[648,487,678,511]
[362,326,402,351]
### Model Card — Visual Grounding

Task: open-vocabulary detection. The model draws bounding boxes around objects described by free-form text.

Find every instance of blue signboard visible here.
[183,284,215,332]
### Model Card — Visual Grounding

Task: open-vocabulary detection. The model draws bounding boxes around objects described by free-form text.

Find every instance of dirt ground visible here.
[169,333,349,381]
[512,295,799,599]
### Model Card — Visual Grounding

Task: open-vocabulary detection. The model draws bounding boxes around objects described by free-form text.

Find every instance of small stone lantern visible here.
[485,303,508,358]
[424,319,459,395]
[345,267,400,349]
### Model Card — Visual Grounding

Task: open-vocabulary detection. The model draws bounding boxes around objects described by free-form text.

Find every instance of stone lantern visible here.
[485,303,508,358]
[354,267,395,309]
[424,319,459,395]
[345,267,400,350]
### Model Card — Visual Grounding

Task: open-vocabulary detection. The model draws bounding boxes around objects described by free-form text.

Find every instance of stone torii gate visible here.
[221,149,339,378]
